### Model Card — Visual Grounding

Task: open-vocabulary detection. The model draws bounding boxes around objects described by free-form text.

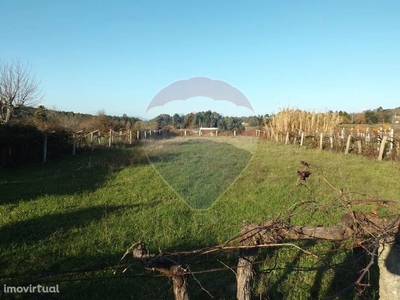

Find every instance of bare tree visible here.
[0,59,43,123]
[88,109,117,133]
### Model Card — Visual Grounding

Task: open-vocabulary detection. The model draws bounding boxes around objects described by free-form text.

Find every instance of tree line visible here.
[149,111,270,131]
[338,107,396,124]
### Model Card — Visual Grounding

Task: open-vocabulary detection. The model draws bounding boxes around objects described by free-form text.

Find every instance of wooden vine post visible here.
[171,266,189,300]
[109,130,113,147]
[72,134,76,155]
[345,134,352,154]
[378,135,388,161]
[236,221,260,300]
[43,133,47,162]
[389,128,394,153]
[149,265,190,300]
[122,242,190,300]
[319,132,323,150]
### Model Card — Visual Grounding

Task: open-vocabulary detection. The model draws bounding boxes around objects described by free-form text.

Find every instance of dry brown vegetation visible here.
[267,107,342,136]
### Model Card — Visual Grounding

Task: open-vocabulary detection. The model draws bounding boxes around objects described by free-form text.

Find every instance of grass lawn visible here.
[143,137,256,209]
[0,136,399,299]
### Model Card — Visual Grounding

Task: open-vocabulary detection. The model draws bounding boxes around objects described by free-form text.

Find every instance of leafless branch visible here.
[189,267,214,298]
[0,58,44,123]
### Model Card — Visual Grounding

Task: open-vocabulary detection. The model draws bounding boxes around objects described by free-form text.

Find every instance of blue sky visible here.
[1,0,399,119]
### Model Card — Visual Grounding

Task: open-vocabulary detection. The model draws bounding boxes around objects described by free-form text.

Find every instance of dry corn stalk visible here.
[267,107,342,134]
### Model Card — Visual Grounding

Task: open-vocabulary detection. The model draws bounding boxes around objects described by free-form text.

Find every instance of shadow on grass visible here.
[0,253,173,300]
[0,256,174,300]
[0,200,163,280]
[264,243,379,299]
[1,247,234,300]
[0,146,148,205]
[324,246,379,300]
[309,245,360,300]
[264,240,317,298]
[0,205,141,248]
[0,216,228,300]
[385,225,400,275]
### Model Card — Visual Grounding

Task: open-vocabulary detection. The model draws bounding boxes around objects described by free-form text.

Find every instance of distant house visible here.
[392,114,400,124]
[199,127,218,136]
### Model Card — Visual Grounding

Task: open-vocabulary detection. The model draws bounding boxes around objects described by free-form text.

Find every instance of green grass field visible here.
[1,136,399,299]
[143,137,256,209]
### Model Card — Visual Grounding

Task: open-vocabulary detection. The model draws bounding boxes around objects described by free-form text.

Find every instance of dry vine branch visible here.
[232,199,400,297]
[116,210,399,300]
[189,267,214,299]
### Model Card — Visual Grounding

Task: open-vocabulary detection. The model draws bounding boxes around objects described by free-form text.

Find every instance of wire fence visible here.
[0,127,168,167]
